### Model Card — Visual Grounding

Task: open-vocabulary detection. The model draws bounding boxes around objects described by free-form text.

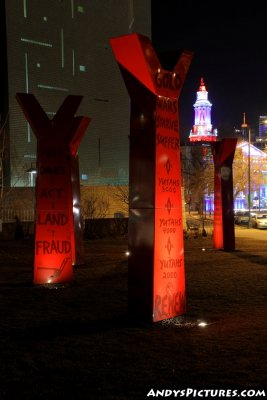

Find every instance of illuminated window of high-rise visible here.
[259,116,267,138]
[77,5,84,13]
[23,0,27,18]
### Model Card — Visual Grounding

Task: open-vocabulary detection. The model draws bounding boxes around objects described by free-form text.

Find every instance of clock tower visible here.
[189,78,217,142]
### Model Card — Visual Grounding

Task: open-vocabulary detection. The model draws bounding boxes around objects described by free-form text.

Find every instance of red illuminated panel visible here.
[110,33,158,94]
[154,208,185,321]
[213,166,224,249]
[110,34,192,323]
[34,147,74,284]
[153,98,185,322]
[110,34,193,99]
[16,93,90,285]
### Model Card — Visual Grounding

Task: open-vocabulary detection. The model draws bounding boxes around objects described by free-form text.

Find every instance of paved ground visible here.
[0,231,266,399]
[235,225,267,240]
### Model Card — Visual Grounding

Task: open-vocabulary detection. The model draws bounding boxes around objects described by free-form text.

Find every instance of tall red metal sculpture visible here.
[16,94,90,285]
[110,33,193,322]
[212,138,237,251]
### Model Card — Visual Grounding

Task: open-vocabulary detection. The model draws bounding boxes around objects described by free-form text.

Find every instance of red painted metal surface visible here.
[212,138,237,251]
[16,94,90,284]
[110,33,192,322]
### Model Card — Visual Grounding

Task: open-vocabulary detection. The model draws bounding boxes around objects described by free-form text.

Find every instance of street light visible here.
[248,128,251,228]
[241,112,251,227]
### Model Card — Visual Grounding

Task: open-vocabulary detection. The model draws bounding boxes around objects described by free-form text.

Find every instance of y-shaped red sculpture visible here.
[110,33,193,322]
[16,94,90,284]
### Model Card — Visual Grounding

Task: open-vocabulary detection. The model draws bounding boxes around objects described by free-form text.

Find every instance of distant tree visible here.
[181,146,213,214]
[111,185,129,215]
[233,147,248,200]
[182,142,267,213]
[82,194,110,219]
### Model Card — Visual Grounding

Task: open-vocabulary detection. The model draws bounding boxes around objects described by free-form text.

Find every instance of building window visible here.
[21,38,52,47]
[128,0,134,32]
[72,49,75,76]
[24,53,29,92]
[79,65,86,72]
[81,174,88,180]
[37,84,69,92]
[61,29,64,68]
[27,123,31,143]
[77,5,84,13]
[71,0,74,18]
[23,0,27,18]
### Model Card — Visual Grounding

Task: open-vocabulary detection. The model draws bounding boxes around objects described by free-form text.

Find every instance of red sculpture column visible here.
[110,33,193,322]
[16,94,90,284]
[212,138,237,251]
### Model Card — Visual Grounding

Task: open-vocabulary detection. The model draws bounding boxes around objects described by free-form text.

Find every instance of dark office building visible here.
[1,0,151,187]
[254,116,267,150]
[259,116,267,138]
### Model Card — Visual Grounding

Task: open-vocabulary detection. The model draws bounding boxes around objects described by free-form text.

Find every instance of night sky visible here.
[151,1,267,141]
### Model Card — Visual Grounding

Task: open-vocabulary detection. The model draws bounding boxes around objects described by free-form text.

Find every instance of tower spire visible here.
[199,77,206,91]
[189,77,217,142]
[241,112,248,128]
